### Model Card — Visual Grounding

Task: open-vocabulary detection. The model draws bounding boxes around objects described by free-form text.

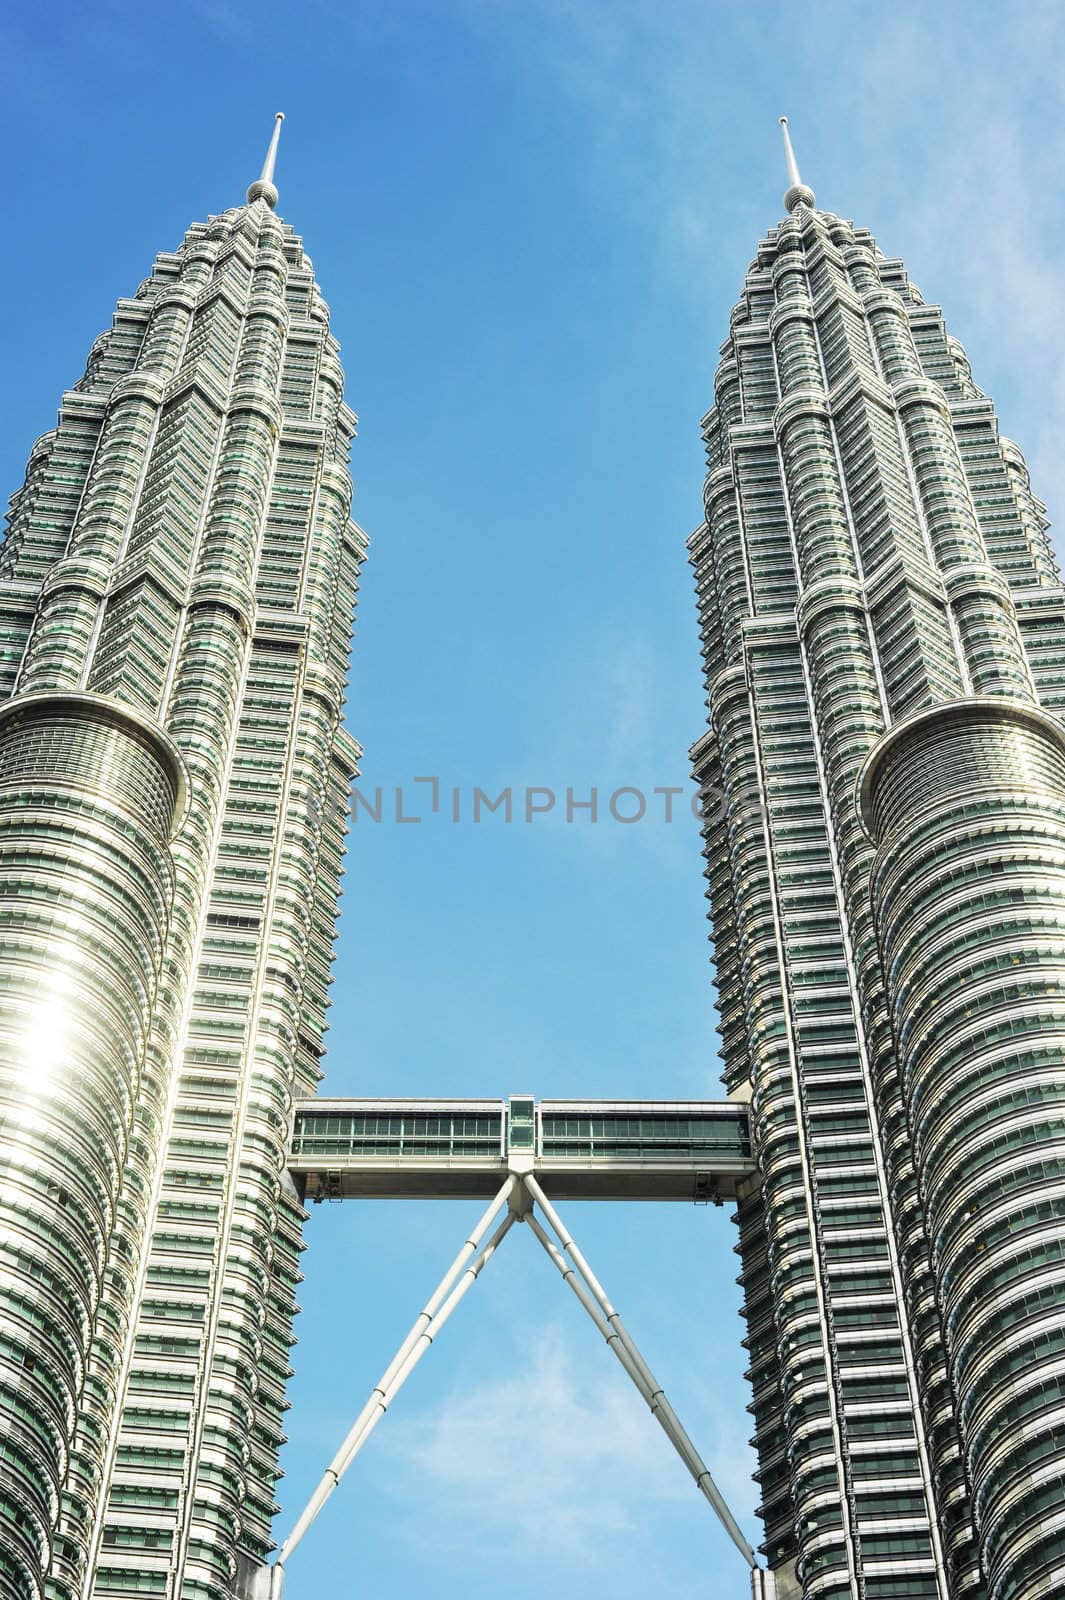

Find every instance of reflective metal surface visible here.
[0,173,365,1600]
[689,182,1065,1599]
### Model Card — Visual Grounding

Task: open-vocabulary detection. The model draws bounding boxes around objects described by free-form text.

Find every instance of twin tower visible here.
[0,117,1063,1600]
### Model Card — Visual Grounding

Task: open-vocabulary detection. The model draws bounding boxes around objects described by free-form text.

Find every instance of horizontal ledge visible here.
[289,1156,755,1204]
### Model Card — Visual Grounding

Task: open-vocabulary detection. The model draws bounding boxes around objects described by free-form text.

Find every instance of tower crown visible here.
[247,111,285,207]
[779,115,815,212]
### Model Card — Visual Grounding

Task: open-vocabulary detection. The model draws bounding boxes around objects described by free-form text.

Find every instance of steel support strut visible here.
[268,1170,761,1593]
[522,1173,759,1570]
[271,1176,517,1593]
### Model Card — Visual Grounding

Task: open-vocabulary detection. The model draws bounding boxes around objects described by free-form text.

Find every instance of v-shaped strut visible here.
[267,1173,763,1597]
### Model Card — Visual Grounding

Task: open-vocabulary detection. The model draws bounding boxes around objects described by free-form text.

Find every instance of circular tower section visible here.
[0,692,184,1599]
[861,698,1065,1600]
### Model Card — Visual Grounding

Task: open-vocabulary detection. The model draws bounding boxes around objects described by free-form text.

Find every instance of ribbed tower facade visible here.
[691,127,1065,1600]
[0,122,364,1600]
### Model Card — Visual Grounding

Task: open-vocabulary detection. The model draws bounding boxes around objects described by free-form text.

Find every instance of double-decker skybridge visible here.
[290,1094,753,1201]
[239,1096,781,1599]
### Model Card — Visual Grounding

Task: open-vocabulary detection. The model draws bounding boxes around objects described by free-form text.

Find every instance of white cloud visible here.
[382,1318,753,1563]
[848,8,1065,543]
[458,1,1065,543]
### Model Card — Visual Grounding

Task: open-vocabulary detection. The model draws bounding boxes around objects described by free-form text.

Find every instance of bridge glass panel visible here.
[539,1112,751,1161]
[291,1110,505,1160]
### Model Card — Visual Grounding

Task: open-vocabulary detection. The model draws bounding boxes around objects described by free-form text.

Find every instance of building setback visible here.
[0,121,364,1600]
[691,123,1065,1600]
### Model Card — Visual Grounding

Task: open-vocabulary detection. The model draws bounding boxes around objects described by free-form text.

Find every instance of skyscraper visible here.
[691,122,1065,1600]
[0,120,364,1600]
[5,100,1065,1600]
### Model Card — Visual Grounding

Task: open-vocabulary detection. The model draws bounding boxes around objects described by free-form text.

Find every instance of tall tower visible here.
[0,120,364,1600]
[691,122,1065,1600]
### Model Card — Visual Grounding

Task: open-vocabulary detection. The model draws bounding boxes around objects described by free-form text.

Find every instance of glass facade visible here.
[292,1106,507,1162]
[0,165,363,1600]
[692,174,1065,1600]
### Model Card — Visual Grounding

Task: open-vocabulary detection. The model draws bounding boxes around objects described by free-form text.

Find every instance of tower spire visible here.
[247,112,285,209]
[779,115,815,213]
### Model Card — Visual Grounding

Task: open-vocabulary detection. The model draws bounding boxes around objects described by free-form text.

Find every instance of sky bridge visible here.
[288,1093,755,1202]
[246,1094,782,1600]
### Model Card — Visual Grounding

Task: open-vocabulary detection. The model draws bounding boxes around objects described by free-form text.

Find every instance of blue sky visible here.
[3,2,1065,1595]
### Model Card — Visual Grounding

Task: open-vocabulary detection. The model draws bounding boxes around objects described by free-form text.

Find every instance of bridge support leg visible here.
[522,1173,760,1574]
[270,1176,519,1591]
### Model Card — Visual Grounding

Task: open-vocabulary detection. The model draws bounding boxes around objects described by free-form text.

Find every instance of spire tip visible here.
[779,115,815,214]
[247,114,285,209]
